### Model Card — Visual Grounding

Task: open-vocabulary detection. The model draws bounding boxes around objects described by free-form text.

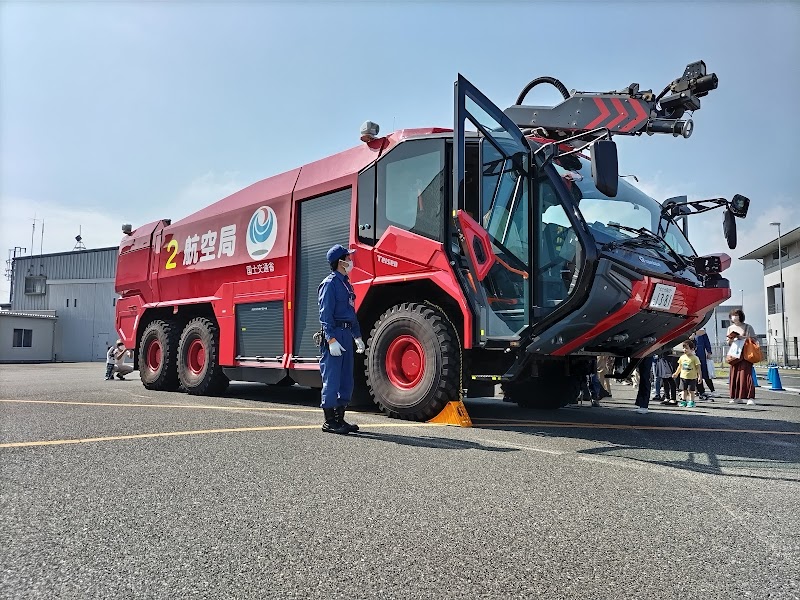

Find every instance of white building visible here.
[740,225,800,366]
[708,303,744,348]
[9,247,118,362]
[0,311,57,363]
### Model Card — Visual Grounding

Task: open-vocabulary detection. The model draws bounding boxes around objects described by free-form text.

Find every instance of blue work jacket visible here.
[318,271,362,342]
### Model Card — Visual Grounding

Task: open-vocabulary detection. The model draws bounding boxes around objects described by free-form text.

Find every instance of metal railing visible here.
[709,339,799,368]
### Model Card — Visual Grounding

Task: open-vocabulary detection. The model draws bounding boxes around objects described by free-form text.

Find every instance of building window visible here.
[74,298,77,308]
[66,299,70,307]
[12,329,33,348]
[112,298,117,307]
[24,276,46,295]
[771,248,789,261]
[721,319,731,328]
[767,284,783,315]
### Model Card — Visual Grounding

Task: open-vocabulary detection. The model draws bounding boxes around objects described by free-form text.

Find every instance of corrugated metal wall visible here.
[10,248,119,361]
[293,189,351,358]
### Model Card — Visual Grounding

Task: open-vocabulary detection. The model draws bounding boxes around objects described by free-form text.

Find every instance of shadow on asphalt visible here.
[351,431,518,452]
[465,398,800,482]
[216,383,799,480]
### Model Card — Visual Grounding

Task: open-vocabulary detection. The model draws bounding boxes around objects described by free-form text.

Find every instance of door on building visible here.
[94,333,115,361]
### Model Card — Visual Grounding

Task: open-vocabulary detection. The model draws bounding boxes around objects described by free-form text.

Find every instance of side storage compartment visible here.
[236,301,284,360]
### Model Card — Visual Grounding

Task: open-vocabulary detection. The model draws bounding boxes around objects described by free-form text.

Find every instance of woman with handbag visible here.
[726,309,757,405]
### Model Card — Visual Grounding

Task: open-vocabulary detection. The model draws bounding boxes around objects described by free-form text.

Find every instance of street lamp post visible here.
[770,222,787,366]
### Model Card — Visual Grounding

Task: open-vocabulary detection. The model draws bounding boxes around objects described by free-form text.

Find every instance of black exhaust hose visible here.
[516,76,570,105]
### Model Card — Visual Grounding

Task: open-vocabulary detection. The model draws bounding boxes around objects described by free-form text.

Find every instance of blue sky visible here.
[1,1,798,333]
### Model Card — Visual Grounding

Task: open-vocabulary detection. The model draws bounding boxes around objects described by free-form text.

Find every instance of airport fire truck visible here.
[115,61,749,420]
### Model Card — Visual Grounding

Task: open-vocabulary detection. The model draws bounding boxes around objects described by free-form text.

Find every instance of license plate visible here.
[649,283,676,311]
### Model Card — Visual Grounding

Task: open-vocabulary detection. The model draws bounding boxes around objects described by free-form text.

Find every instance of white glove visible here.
[328,340,345,357]
[355,337,366,354]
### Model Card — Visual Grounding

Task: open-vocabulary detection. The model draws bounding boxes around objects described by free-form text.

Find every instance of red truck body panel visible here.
[115,128,470,364]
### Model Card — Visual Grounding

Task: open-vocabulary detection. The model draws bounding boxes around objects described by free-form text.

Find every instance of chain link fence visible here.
[709,338,799,368]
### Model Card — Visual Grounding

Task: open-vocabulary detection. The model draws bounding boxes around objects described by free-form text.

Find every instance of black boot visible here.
[335,406,359,433]
[322,408,349,434]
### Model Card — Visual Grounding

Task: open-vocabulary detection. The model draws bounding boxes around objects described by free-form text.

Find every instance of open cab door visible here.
[453,74,533,346]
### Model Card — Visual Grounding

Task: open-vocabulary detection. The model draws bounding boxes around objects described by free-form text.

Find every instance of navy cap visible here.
[326,244,355,263]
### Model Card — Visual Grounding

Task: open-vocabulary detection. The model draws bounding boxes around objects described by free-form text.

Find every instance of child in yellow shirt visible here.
[673,339,703,408]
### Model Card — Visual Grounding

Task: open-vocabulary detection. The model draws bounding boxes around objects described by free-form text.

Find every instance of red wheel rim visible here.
[385,335,425,390]
[146,339,162,372]
[187,339,206,375]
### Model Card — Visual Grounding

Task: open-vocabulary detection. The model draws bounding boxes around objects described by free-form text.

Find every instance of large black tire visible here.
[139,320,181,391]
[348,353,375,409]
[177,317,229,396]
[505,374,582,409]
[365,302,460,421]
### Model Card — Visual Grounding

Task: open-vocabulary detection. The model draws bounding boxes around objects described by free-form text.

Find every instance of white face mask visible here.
[340,260,353,274]
[731,315,740,323]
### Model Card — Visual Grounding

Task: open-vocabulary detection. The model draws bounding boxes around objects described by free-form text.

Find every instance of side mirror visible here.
[723,209,737,249]
[590,139,618,197]
[729,194,750,218]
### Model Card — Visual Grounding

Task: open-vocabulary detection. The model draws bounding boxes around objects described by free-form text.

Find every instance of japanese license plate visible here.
[649,283,676,311]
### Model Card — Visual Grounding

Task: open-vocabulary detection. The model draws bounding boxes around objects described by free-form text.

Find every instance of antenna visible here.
[73,225,86,251]
[5,246,27,303]
[30,213,37,255]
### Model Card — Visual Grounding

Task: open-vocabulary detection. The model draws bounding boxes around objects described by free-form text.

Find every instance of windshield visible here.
[551,154,697,258]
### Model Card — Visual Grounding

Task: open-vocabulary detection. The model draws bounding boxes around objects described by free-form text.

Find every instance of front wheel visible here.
[177,317,229,396]
[365,302,460,421]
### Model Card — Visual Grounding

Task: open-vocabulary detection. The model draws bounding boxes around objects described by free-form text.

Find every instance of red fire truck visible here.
[115,61,749,420]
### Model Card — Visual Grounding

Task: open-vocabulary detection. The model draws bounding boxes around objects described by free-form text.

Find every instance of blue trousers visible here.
[319,328,354,409]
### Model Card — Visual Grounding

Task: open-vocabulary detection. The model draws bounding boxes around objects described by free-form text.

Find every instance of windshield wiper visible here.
[604,224,689,271]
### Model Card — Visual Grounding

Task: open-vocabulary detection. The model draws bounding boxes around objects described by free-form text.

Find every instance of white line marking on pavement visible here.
[114,390,151,399]
[475,437,563,455]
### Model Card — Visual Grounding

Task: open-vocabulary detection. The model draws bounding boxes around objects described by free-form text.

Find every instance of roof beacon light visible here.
[360,121,380,143]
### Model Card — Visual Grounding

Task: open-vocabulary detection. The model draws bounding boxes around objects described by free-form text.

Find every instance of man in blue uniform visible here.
[318,244,366,434]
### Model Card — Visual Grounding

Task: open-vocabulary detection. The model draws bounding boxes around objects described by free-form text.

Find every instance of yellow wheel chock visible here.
[427,400,472,427]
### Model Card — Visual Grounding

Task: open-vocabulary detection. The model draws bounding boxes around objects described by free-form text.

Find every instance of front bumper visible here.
[525,257,729,359]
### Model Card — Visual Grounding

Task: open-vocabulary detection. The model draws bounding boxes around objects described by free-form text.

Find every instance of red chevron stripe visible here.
[620,99,648,132]
[605,98,629,130]
[585,98,611,129]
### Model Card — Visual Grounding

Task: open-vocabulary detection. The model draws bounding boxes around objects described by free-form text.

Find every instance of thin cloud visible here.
[0,170,245,300]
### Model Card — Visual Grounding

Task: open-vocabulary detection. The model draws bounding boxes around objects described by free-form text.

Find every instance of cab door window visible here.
[535,176,582,316]
[376,139,445,242]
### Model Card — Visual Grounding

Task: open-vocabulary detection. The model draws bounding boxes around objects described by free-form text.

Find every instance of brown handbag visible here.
[742,337,764,364]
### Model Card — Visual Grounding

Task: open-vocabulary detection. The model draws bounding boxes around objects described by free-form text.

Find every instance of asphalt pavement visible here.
[1,363,798,600]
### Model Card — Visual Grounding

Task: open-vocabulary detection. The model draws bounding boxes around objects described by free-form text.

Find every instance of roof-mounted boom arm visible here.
[504,61,718,143]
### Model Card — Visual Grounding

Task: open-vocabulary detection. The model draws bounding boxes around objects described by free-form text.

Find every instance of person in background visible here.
[673,340,702,408]
[634,355,655,414]
[726,308,756,405]
[656,351,678,405]
[105,344,116,380]
[111,340,134,380]
[692,327,715,400]
[651,353,662,403]
[596,354,613,399]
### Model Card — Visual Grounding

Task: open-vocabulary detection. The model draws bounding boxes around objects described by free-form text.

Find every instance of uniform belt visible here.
[336,322,353,329]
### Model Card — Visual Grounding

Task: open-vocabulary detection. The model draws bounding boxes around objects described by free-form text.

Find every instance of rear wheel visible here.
[177,317,229,396]
[139,320,180,391]
[365,302,460,421]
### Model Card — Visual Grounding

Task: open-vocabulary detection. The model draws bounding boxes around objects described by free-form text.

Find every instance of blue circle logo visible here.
[246,206,278,259]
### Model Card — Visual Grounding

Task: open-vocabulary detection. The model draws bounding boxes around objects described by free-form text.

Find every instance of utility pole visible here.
[770,222,787,366]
